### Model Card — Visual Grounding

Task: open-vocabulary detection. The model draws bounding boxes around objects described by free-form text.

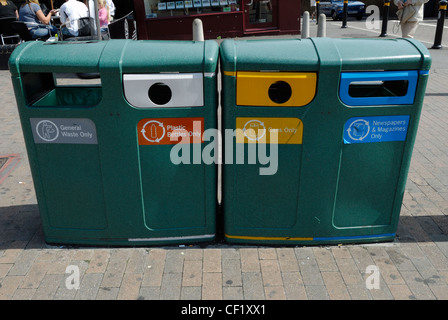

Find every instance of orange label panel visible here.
[137,117,204,145]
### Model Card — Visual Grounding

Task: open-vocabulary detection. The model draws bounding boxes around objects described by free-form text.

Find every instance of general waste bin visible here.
[220,37,431,245]
[10,39,219,246]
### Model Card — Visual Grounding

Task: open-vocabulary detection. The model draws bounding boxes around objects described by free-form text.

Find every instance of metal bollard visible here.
[432,0,447,49]
[193,18,204,41]
[342,0,348,28]
[379,0,391,37]
[302,11,310,38]
[316,0,320,24]
[317,13,326,37]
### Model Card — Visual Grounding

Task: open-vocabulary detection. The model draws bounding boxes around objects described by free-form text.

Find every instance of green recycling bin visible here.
[10,39,219,246]
[220,37,431,245]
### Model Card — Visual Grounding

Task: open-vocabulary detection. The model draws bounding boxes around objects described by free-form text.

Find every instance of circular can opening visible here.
[148,82,172,105]
[268,81,292,104]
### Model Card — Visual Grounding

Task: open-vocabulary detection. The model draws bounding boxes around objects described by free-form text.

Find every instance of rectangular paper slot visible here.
[340,70,418,106]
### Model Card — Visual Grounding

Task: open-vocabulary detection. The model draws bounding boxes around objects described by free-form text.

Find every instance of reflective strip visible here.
[225,233,395,242]
[225,234,313,241]
[129,234,215,242]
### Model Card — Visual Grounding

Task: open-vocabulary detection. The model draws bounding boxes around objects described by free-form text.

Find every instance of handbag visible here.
[76,17,91,36]
[396,4,417,24]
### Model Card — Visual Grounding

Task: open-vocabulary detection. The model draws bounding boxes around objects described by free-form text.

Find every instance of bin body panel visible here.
[230,144,302,230]
[333,141,406,228]
[221,38,431,245]
[33,143,107,230]
[10,40,219,246]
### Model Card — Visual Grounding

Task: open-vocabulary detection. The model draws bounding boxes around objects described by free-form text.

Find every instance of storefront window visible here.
[143,0,241,18]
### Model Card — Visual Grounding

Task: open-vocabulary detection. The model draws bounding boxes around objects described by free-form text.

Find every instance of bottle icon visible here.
[150,124,157,139]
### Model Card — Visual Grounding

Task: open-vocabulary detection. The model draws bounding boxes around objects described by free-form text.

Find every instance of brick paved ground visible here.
[1,29,448,301]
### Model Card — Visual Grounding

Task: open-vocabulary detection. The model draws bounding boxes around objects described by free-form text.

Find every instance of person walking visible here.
[394,0,429,38]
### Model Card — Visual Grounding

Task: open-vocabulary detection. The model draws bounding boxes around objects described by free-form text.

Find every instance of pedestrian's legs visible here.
[401,21,419,38]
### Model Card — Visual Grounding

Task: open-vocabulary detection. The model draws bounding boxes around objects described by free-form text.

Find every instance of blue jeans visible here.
[61,27,74,38]
[29,25,58,39]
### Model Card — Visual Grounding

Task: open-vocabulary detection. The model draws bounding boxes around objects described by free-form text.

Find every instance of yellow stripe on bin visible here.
[223,70,236,77]
[225,234,314,241]
[236,71,317,107]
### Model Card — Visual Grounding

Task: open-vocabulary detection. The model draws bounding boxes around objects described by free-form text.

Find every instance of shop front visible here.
[133,0,301,40]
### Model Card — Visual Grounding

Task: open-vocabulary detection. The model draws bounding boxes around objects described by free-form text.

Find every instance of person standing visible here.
[98,0,110,28]
[394,0,429,38]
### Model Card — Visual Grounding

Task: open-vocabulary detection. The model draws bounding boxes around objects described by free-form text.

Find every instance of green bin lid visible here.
[9,41,108,76]
[220,38,319,72]
[332,38,431,71]
[9,40,219,76]
[220,38,431,73]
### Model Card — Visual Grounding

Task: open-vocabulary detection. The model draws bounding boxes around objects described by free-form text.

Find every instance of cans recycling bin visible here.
[10,39,219,246]
[220,38,431,245]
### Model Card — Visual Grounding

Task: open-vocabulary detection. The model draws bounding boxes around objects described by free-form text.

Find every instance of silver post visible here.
[317,13,326,37]
[302,11,310,39]
[93,0,101,40]
[88,0,102,40]
[193,18,204,41]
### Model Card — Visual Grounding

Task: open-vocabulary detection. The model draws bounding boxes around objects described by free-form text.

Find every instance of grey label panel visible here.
[123,73,204,108]
[31,118,98,144]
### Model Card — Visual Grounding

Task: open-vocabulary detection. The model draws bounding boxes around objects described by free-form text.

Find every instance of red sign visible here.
[137,117,204,145]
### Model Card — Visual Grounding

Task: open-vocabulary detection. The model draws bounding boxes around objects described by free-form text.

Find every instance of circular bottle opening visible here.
[268,81,292,104]
[148,82,172,105]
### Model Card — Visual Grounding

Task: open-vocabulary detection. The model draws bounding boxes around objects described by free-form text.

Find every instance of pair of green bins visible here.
[220,37,431,245]
[10,40,219,246]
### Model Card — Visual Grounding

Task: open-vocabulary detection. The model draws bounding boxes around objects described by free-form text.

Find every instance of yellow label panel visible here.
[236,117,303,144]
[236,71,317,107]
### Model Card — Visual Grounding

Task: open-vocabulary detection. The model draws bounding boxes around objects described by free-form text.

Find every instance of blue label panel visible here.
[344,115,410,144]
